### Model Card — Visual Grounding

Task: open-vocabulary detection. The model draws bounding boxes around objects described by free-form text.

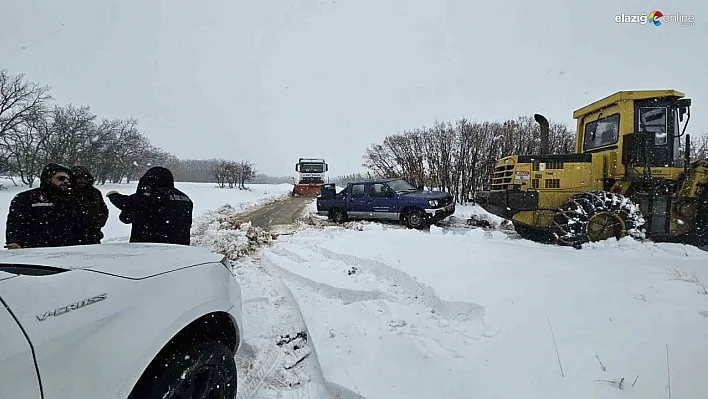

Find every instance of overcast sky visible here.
[1,0,706,177]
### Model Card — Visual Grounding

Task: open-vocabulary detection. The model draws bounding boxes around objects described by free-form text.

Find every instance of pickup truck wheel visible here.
[404,208,427,229]
[329,208,347,223]
[130,340,237,399]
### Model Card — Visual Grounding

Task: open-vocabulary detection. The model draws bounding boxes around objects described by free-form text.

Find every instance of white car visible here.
[0,242,243,399]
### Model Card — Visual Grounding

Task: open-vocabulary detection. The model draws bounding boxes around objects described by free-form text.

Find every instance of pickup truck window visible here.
[351,184,365,198]
[369,184,388,198]
[387,179,418,194]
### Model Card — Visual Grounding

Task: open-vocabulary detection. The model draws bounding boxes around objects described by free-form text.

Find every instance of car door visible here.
[368,183,399,220]
[0,296,42,399]
[347,183,367,219]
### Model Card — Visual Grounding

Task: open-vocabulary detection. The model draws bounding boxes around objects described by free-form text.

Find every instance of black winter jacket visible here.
[70,166,109,244]
[107,167,193,245]
[5,163,85,248]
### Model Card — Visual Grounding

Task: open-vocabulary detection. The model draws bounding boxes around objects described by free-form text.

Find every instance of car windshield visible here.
[386,179,418,194]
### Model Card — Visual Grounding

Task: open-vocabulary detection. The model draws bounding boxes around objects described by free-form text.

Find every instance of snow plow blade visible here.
[292,184,322,196]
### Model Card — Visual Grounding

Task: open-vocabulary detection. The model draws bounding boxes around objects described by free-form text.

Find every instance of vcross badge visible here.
[36,293,107,321]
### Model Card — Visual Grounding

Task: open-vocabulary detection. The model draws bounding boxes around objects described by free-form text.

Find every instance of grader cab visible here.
[475,90,708,248]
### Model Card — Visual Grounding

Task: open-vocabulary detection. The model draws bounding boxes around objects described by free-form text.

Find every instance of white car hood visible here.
[0,270,17,281]
[0,243,225,279]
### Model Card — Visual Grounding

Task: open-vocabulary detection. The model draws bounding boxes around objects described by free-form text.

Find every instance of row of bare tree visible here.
[362,116,708,204]
[166,158,292,185]
[0,69,262,187]
[361,117,574,203]
[211,160,256,189]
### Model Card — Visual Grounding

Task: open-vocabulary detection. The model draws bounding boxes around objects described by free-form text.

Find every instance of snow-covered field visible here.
[2,179,707,398]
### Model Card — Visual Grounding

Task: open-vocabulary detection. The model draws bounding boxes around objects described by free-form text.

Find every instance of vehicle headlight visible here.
[429,200,438,207]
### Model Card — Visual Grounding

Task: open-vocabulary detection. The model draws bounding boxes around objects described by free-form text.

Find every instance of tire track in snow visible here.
[271,244,486,323]
[237,342,282,399]
[262,254,396,305]
[235,259,367,399]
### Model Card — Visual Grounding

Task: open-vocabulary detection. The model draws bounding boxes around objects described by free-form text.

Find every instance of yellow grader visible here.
[475,90,708,248]
[292,158,328,196]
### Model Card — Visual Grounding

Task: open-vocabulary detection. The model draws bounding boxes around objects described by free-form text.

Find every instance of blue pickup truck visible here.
[316,178,455,229]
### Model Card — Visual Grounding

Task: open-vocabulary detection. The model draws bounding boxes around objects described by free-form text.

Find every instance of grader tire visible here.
[694,193,708,246]
[553,190,645,247]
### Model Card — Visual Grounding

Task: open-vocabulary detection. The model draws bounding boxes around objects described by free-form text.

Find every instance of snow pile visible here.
[191,204,276,259]
[296,212,367,231]
[443,203,506,228]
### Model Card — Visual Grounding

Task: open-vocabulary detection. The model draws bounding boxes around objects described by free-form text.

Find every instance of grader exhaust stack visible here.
[292,158,328,196]
[534,113,550,155]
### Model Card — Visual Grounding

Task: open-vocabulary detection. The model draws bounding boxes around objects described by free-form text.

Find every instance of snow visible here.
[229,203,708,398]
[2,177,708,398]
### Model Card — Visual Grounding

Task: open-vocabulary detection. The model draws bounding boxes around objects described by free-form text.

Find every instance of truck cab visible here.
[316,178,455,229]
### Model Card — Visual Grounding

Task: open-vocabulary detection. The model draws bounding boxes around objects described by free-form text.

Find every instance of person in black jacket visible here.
[70,165,109,244]
[5,163,85,249]
[106,166,193,245]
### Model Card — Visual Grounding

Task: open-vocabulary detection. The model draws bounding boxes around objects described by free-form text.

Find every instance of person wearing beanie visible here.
[5,163,84,249]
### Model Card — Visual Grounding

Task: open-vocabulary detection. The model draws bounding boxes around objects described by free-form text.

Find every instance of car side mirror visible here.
[386,191,394,198]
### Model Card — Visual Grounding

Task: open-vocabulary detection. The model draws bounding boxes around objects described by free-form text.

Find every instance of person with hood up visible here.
[106,166,193,245]
[70,165,109,244]
[5,163,85,249]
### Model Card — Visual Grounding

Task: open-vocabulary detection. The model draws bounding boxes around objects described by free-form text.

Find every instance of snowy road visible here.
[235,195,313,233]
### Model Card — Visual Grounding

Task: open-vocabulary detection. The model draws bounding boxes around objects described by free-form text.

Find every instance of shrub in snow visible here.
[191,204,276,259]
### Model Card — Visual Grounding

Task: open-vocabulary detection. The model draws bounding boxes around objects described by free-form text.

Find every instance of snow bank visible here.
[190,204,277,259]
[263,216,708,398]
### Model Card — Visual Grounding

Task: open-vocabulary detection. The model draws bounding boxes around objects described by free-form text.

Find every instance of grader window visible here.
[583,113,620,151]
[638,107,668,145]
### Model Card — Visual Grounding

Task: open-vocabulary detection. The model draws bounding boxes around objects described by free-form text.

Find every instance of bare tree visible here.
[235,161,256,189]
[0,70,52,141]
[42,104,96,166]
[3,107,52,186]
[211,160,229,188]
